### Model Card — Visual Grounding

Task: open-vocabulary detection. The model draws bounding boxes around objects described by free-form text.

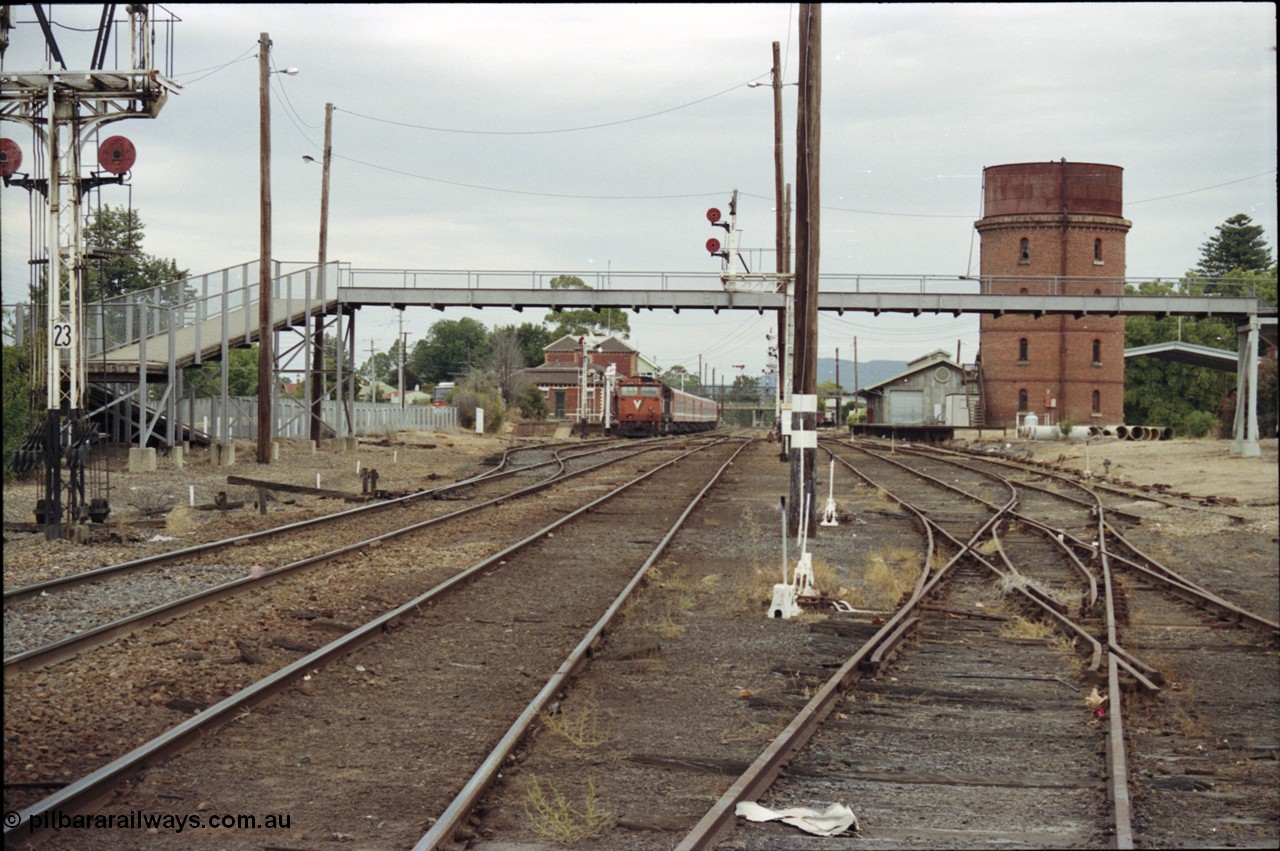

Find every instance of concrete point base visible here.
[128,447,157,473]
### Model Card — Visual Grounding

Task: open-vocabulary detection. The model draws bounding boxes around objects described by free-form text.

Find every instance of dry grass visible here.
[164,504,195,536]
[1000,615,1054,640]
[975,537,1003,556]
[1048,635,1086,678]
[849,546,923,610]
[524,777,612,845]
[541,699,608,749]
[866,487,903,514]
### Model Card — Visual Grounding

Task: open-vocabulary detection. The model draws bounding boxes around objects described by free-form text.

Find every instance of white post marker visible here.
[770,495,801,620]
[356,460,361,475]
[770,441,819,620]
[189,485,195,507]
[821,457,839,527]
[476,408,484,435]
[316,473,321,489]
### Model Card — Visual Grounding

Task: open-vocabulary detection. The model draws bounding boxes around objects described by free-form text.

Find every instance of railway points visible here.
[3,430,1276,849]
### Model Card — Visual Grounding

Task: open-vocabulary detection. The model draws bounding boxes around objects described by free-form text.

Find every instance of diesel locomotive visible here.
[613,375,720,437]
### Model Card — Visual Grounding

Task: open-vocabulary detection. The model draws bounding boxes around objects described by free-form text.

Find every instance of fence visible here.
[186,397,456,441]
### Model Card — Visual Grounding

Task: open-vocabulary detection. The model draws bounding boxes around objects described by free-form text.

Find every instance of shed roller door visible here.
[887,389,924,424]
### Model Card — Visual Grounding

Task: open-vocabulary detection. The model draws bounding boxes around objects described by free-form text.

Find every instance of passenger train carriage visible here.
[613,375,720,437]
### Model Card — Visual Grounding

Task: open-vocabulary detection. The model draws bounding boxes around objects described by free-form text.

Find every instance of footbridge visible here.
[8,264,1272,452]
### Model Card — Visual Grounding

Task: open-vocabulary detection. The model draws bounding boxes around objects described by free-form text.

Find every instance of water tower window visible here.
[1018,388,1028,411]
[1094,238,1103,263]
[1092,338,1102,364]
[1092,389,1101,413]
[1018,338,1029,362]
[1019,238,1030,264]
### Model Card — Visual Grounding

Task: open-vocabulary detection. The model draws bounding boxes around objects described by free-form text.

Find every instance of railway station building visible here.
[974,160,1131,428]
[516,335,661,421]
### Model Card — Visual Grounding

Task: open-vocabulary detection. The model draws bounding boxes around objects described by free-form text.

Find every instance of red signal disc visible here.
[705,238,722,254]
[98,136,137,174]
[0,138,21,178]
[706,207,722,223]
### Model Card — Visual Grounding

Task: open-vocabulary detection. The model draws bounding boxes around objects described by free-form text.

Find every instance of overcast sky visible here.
[2,3,1275,382]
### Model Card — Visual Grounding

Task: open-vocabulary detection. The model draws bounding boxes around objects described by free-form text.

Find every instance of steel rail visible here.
[5,438,733,843]
[861,442,1102,609]
[3,441,675,675]
[1103,521,1280,634]
[840,443,1109,669]
[3,437,625,603]
[676,449,1017,850]
[844,442,1147,847]
[414,439,752,850]
[933,442,1251,522]
[894,442,1145,525]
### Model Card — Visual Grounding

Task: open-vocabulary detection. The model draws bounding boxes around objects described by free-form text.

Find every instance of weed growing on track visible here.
[541,698,608,749]
[524,777,612,845]
[853,546,922,610]
[1000,615,1054,640]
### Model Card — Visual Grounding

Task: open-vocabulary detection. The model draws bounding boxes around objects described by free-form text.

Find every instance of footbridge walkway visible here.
[7,263,1273,453]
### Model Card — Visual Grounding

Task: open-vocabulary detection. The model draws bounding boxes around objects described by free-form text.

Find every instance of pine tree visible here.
[1195,214,1275,280]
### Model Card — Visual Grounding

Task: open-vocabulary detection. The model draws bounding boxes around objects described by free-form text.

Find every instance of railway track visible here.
[1,438,706,816]
[4,435,1273,849]
[1108,534,1280,846]
[676,439,1276,849]
[3,438,676,666]
[5,437,749,848]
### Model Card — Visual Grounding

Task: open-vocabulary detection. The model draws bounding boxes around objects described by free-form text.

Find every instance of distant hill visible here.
[758,358,906,393]
[817,358,905,392]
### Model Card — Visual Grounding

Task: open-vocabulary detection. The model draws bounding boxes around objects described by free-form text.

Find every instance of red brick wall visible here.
[976,162,1131,427]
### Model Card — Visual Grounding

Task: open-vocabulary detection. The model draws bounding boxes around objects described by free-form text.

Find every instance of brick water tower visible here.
[974,160,1131,428]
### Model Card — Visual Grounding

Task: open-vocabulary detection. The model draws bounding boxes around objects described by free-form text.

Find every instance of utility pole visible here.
[771,40,787,446]
[257,32,273,464]
[853,336,859,427]
[400,319,408,411]
[789,4,821,537]
[835,346,841,430]
[310,102,332,442]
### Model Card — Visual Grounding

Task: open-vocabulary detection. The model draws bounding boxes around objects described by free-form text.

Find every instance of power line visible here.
[331,152,727,200]
[333,73,770,136]
[173,44,258,84]
[1128,170,1277,205]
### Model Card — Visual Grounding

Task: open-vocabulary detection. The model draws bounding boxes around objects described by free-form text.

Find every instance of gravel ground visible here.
[4,429,1276,849]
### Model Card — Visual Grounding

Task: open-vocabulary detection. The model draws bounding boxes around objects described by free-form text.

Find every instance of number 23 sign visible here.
[52,322,73,349]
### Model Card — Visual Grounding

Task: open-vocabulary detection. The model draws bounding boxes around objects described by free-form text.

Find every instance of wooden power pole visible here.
[257,32,273,464]
[789,4,820,536]
[310,102,333,442]
[771,41,787,447]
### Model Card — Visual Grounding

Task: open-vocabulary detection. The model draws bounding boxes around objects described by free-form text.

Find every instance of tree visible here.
[543,275,631,339]
[3,343,35,479]
[488,326,530,403]
[386,337,420,392]
[1124,280,1236,434]
[182,345,260,397]
[661,365,694,392]
[513,322,556,366]
[411,317,490,385]
[450,366,505,432]
[81,205,189,303]
[1195,214,1275,281]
